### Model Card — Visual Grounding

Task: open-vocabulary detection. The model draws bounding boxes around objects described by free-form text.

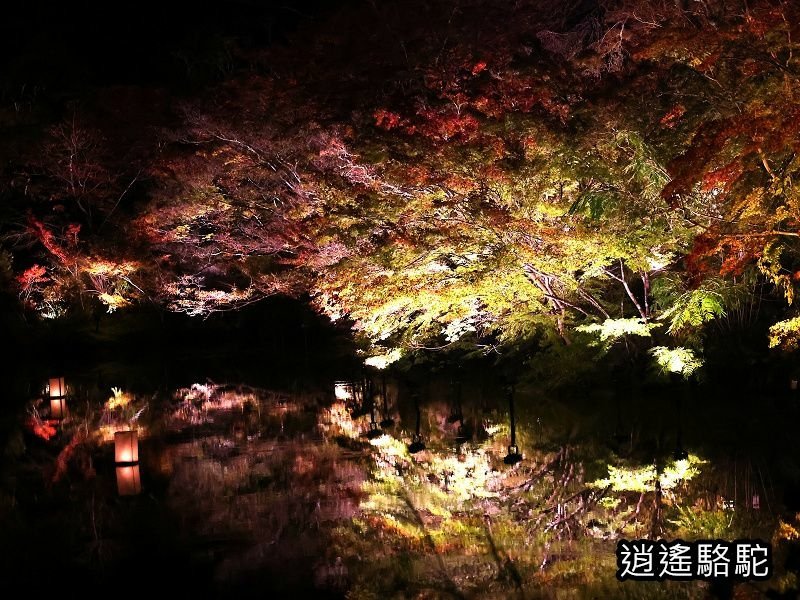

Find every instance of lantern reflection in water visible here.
[114,430,139,464]
[114,430,141,496]
[49,377,67,420]
[334,382,352,400]
[116,465,142,496]
[50,398,68,420]
[503,386,522,466]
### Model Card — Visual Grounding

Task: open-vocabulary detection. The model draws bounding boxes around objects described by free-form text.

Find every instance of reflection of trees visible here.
[7,382,373,594]
[398,490,467,600]
[509,445,611,540]
[164,435,365,585]
[482,520,523,597]
[345,418,753,596]
[5,376,787,597]
[348,435,625,595]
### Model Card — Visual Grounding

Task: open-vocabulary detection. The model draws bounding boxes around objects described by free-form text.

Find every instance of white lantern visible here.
[116,465,142,496]
[49,377,66,398]
[791,379,798,391]
[114,430,139,464]
[334,381,353,401]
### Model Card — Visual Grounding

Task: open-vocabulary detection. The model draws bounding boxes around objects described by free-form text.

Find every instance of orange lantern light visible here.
[48,377,68,421]
[49,377,66,398]
[50,398,68,420]
[116,465,142,496]
[114,430,139,464]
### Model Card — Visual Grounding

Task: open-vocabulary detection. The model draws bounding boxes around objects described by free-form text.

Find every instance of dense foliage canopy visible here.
[3,0,800,369]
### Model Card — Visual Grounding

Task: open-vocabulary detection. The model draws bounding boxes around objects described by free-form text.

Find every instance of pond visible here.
[1,362,799,599]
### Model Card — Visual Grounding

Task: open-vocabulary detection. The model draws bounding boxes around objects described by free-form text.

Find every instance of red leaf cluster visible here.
[374,109,404,131]
[16,264,47,292]
[24,416,57,441]
[701,160,744,194]
[686,231,764,281]
[28,217,73,265]
[659,104,686,129]
[471,61,488,76]
[52,430,92,485]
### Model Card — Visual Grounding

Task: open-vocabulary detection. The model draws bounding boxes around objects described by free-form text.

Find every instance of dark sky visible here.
[1,0,349,90]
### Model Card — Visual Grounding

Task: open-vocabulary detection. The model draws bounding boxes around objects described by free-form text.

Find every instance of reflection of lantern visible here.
[114,430,139,463]
[454,424,471,446]
[503,385,523,466]
[366,418,383,440]
[365,392,383,439]
[49,377,66,399]
[504,445,522,465]
[752,494,760,510]
[672,445,688,461]
[116,465,142,496]
[378,376,394,428]
[334,381,353,401]
[50,398,67,420]
[407,392,425,454]
[233,421,247,441]
[408,436,425,453]
[447,378,463,424]
[335,380,367,405]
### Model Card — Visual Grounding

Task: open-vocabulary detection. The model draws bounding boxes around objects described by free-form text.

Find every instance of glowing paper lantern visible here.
[114,430,139,464]
[49,377,66,398]
[50,398,67,420]
[334,381,353,401]
[47,377,68,420]
[116,465,142,496]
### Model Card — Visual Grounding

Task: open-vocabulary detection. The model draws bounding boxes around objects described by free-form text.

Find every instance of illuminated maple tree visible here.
[1,0,798,363]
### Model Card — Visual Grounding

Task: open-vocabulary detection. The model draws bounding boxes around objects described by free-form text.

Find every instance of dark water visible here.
[2,361,800,599]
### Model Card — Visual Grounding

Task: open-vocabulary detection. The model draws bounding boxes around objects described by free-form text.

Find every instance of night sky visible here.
[2,0,335,85]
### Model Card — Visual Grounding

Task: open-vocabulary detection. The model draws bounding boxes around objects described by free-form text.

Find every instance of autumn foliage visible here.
[2,0,800,353]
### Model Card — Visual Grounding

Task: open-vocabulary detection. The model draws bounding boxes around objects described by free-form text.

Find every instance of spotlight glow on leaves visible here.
[649,346,704,378]
[363,348,403,370]
[768,316,800,351]
[590,454,705,493]
[577,318,657,341]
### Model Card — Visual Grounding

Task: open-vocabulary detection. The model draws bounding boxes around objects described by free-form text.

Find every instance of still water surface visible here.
[1,365,797,599]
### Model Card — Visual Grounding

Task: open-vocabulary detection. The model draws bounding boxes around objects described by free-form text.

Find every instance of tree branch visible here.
[604,260,647,320]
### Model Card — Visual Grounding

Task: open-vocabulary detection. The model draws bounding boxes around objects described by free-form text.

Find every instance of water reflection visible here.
[3,372,798,598]
[49,397,67,420]
[116,464,142,496]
